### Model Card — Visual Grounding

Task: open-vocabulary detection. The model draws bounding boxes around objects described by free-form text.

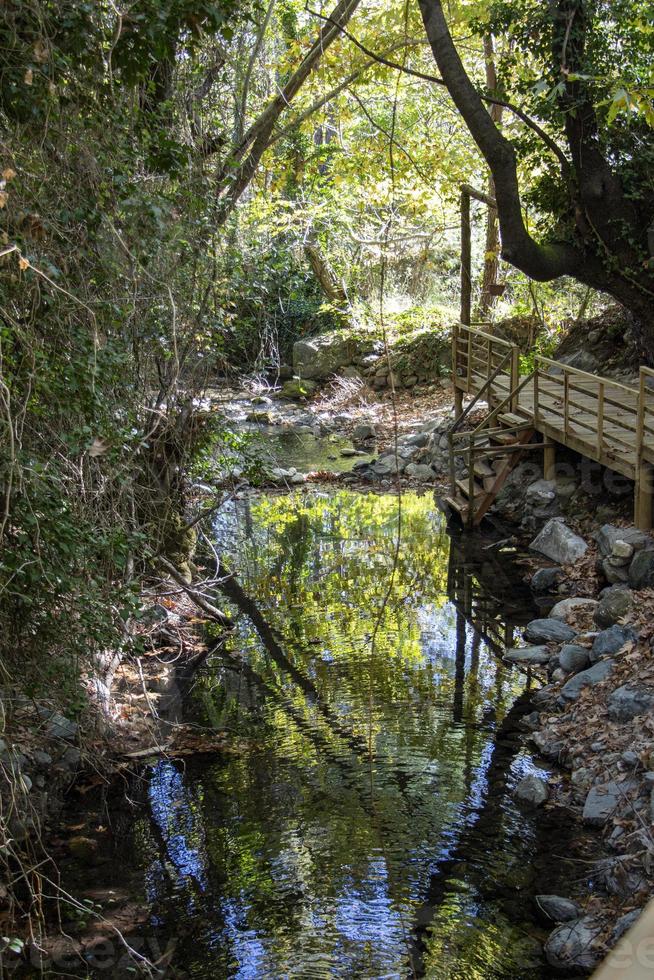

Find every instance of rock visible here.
[404,431,430,448]
[60,746,81,769]
[514,773,549,806]
[42,712,78,741]
[405,463,435,481]
[607,684,654,722]
[622,750,639,766]
[251,394,272,406]
[582,781,623,826]
[524,618,576,644]
[629,548,654,589]
[590,625,637,662]
[525,479,557,508]
[68,836,100,863]
[558,644,590,674]
[529,519,587,565]
[293,333,366,380]
[560,659,614,702]
[532,685,557,706]
[290,472,307,484]
[372,457,402,477]
[339,447,357,458]
[280,378,318,400]
[535,895,581,923]
[246,409,274,424]
[612,909,641,943]
[544,917,602,971]
[32,751,52,767]
[352,422,376,442]
[531,567,564,594]
[531,730,564,760]
[601,556,630,584]
[594,587,633,627]
[596,524,651,557]
[504,646,551,665]
[612,539,635,561]
[549,597,597,623]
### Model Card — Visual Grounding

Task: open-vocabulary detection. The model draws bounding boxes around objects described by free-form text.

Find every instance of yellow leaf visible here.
[0,191,7,209]
[18,256,30,271]
[24,68,33,86]
[2,168,16,182]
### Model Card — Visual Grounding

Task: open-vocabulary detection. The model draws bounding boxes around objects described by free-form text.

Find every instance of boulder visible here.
[629,548,654,589]
[590,625,637,662]
[280,378,318,400]
[529,519,587,565]
[612,539,635,562]
[504,646,551,665]
[352,422,376,442]
[601,556,630,584]
[607,684,654,722]
[531,567,564,594]
[405,463,435,481]
[549,597,597,623]
[293,333,366,380]
[514,773,549,806]
[524,618,576,644]
[404,431,430,448]
[544,917,602,971]
[535,895,581,923]
[41,711,78,742]
[595,524,651,557]
[594,587,633,628]
[558,644,591,674]
[560,659,614,702]
[582,781,623,826]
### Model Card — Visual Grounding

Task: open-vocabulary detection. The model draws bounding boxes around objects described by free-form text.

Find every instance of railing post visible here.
[597,382,604,455]
[467,445,475,527]
[466,329,472,393]
[533,359,540,425]
[452,324,463,415]
[487,338,493,407]
[563,371,570,437]
[635,368,652,530]
[510,346,519,412]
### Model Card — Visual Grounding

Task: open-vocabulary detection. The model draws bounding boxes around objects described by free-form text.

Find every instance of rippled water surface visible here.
[67,490,584,978]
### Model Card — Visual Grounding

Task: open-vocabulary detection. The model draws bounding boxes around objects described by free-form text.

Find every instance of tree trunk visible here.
[476,37,502,320]
[304,240,347,303]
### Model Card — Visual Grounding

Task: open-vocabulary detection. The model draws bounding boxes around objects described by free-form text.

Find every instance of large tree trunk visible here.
[417,0,654,348]
[476,36,502,320]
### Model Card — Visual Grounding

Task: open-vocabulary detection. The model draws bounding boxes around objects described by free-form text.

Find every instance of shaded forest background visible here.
[0,0,652,706]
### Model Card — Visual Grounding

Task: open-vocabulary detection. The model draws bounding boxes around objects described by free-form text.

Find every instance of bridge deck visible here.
[453,325,654,527]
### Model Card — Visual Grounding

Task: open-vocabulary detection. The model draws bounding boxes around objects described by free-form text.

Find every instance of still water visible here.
[65,490,582,978]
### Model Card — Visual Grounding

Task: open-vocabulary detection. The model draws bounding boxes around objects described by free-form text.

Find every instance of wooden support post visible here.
[454,386,463,416]
[635,463,653,530]
[543,436,556,482]
[460,188,471,327]
[635,370,652,529]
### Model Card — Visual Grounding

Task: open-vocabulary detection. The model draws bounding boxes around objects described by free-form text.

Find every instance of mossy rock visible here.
[280,378,318,400]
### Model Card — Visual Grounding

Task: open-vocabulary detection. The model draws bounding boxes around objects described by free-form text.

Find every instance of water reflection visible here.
[129,491,551,978]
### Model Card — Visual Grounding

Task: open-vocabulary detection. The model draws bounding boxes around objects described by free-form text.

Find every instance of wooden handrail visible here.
[458,323,514,350]
[537,355,638,394]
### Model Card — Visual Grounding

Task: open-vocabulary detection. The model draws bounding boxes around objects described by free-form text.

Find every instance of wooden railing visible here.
[534,356,638,464]
[451,324,654,528]
[452,324,518,407]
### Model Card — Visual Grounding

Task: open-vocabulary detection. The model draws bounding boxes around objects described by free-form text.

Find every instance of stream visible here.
[55,431,595,979]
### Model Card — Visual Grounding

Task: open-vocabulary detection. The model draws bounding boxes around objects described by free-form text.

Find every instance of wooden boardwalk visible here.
[452,324,654,529]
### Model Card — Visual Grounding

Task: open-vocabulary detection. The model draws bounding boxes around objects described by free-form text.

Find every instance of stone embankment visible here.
[507,518,654,972]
